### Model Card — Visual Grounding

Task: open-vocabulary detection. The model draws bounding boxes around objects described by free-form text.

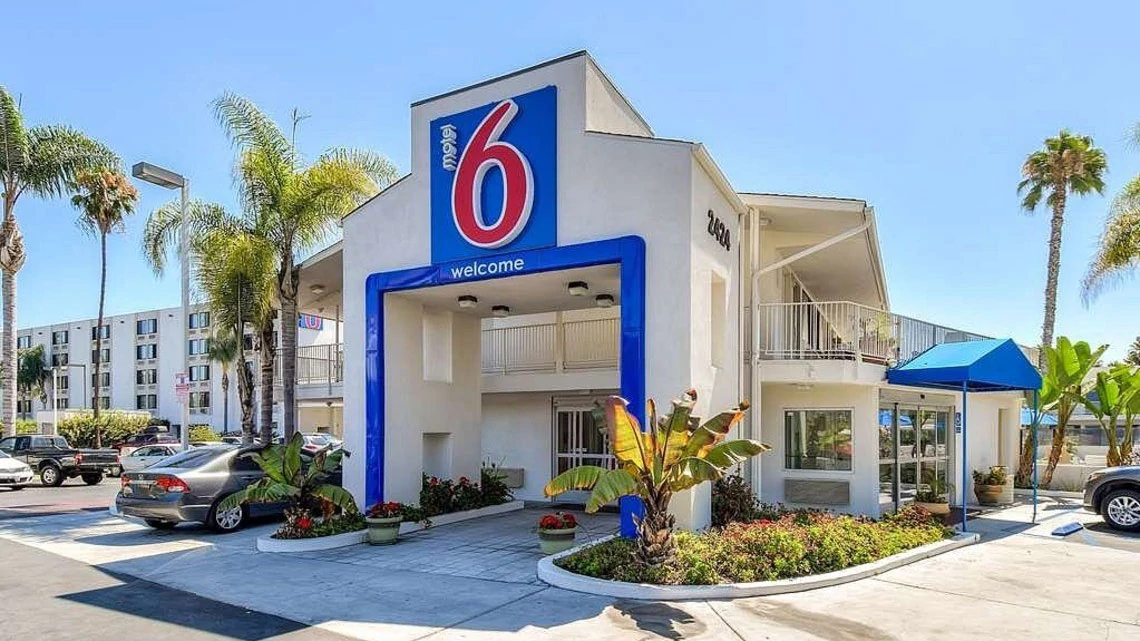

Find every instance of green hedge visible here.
[556,505,951,585]
[15,419,38,435]
[189,425,221,442]
[57,411,152,448]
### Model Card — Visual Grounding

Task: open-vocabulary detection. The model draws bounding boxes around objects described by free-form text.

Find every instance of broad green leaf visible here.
[585,469,640,513]
[544,465,610,497]
[283,433,305,482]
[703,439,770,469]
[682,406,747,458]
[311,484,359,512]
[605,396,648,471]
[670,456,723,492]
[664,389,698,433]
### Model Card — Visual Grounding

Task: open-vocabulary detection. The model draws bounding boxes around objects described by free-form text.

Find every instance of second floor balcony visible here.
[756,301,1009,367]
[481,316,619,375]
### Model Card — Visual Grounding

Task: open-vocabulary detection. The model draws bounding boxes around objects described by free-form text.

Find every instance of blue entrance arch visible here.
[363,236,647,528]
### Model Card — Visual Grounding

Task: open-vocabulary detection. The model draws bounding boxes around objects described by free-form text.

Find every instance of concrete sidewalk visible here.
[1,501,1137,640]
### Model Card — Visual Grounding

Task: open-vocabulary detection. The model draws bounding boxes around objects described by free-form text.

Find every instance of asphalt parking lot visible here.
[0,478,120,520]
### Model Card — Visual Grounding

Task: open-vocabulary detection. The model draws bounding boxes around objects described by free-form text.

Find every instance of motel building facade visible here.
[293,51,1035,530]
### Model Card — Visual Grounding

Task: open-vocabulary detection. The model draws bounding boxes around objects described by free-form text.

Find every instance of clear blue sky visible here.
[7,1,1140,358]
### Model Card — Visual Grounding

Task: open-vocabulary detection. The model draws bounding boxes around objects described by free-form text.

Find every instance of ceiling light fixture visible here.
[567,281,589,296]
[491,305,511,318]
[310,284,326,295]
[457,295,479,309]
[595,294,615,308]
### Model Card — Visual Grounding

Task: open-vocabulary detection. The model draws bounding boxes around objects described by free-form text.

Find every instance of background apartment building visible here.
[15,304,341,436]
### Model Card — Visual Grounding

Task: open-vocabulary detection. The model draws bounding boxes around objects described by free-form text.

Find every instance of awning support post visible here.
[961,381,968,533]
[1032,388,1039,524]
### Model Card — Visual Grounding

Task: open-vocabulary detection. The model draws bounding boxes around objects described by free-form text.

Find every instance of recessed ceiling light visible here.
[491,305,511,318]
[595,294,615,308]
[458,295,478,309]
[310,284,326,295]
[568,281,589,296]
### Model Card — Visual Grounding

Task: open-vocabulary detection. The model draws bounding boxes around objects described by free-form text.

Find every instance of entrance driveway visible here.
[1,499,1137,640]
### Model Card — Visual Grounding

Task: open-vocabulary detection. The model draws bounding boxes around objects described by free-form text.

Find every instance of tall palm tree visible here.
[0,86,117,436]
[1016,130,1107,485]
[211,93,397,439]
[143,201,276,444]
[71,168,138,443]
[209,327,241,437]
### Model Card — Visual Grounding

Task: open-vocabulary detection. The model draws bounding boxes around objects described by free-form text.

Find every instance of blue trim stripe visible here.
[363,237,647,522]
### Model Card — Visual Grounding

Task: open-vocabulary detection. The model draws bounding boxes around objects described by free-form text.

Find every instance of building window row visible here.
[57,376,69,391]
[55,399,69,409]
[136,318,157,335]
[190,365,210,382]
[188,338,210,356]
[17,336,31,349]
[136,369,157,385]
[91,348,110,363]
[136,344,157,360]
[189,391,210,410]
[51,353,68,367]
[91,325,110,340]
[52,330,68,345]
[136,394,157,410]
[17,400,32,414]
[91,396,110,410]
[91,372,111,388]
[189,311,211,329]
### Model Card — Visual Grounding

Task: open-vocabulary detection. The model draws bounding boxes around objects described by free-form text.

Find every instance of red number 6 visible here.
[451,100,534,248]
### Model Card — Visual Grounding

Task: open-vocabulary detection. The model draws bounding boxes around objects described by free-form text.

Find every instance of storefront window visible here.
[784,409,852,471]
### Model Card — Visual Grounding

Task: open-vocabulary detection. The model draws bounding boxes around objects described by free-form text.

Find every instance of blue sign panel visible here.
[429,85,557,264]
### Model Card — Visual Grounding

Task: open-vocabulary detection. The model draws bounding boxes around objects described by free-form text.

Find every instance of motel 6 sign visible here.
[430,86,557,264]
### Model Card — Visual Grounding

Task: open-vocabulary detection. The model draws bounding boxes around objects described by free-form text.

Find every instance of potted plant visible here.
[914,479,950,515]
[972,465,1008,506]
[537,512,579,555]
[365,501,405,545]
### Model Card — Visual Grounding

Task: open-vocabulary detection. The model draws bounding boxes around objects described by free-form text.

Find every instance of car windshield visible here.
[154,446,231,469]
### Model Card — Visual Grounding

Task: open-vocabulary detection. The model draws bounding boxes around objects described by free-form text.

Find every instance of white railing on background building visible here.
[296,343,344,386]
[756,301,992,366]
[482,317,619,374]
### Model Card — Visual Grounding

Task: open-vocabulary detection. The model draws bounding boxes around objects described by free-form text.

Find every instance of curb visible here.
[256,529,367,552]
[398,500,526,534]
[537,531,979,600]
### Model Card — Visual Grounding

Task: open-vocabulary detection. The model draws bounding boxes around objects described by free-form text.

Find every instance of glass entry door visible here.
[552,400,614,503]
[879,403,953,512]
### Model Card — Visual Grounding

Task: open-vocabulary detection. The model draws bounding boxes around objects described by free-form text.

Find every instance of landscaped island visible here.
[555,504,950,585]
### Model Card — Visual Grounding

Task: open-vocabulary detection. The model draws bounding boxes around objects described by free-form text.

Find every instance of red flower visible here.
[296,516,313,530]
[561,513,578,528]
[428,477,439,487]
[539,514,562,529]
[458,476,471,485]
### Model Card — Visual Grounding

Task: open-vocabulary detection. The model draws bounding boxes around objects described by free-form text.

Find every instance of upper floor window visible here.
[17,399,32,414]
[57,376,69,390]
[55,398,69,410]
[136,344,157,360]
[51,353,69,367]
[188,338,210,356]
[17,336,31,349]
[136,318,157,335]
[189,391,210,410]
[91,348,110,363]
[136,369,157,385]
[136,394,157,410]
[91,396,110,410]
[92,372,111,388]
[52,330,68,345]
[91,325,110,340]
[784,409,853,471]
[189,312,210,329]
[189,365,210,382]
[242,333,254,351]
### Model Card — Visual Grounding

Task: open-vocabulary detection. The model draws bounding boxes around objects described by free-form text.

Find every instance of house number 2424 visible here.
[707,210,731,251]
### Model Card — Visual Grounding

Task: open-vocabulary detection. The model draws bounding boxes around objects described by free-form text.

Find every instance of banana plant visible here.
[219,433,357,519]
[1038,338,1106,485]
[1079,370,1138,467]
[544,389,769,566]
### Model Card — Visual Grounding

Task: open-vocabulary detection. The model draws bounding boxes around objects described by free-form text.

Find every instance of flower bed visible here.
[419,467,513,517]
[555,505,950,585]
[271,510,366,540]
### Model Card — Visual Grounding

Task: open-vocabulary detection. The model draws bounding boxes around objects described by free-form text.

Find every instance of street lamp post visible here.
[132,162,191,451]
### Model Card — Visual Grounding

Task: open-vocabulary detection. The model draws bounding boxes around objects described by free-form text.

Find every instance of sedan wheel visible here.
[208,498,246,533]
[1103,490,1140,531]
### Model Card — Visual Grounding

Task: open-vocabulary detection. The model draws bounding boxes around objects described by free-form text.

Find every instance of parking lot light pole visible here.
[131,162,191,451]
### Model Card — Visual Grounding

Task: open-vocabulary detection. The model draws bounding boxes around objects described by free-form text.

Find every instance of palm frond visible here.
[23,125,117,198]
[141,199,244,276]
[0,86,29,179]
[1082,183,1140,303]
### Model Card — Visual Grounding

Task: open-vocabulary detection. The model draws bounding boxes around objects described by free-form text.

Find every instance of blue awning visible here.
[887,338,1042,392]
[1021,407,1057,426]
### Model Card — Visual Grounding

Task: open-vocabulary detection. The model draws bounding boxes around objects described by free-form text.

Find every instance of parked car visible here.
[116,432,180,457]
[1083,465,1140,531]
[220,436,243,445]
[301,432,342,454]
[115,445,343,532]
[0,450,34,489]
[0,434,119,486]
[118,444,182,473]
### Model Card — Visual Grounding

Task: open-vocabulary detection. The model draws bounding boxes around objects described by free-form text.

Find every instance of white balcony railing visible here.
[481,317,619,374]
[757,301,992,366]
[296,343,344,386]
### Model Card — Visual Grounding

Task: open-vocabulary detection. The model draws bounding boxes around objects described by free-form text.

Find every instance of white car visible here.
[118,444,182,473]
[0,449,34,489]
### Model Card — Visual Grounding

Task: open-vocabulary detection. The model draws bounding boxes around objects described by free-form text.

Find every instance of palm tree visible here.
[0,86,117,436]
[1083,173,1140,303]
[142,201,276,444]
[71,168,138,443]
[208,329,240,437]
[1015,130,1107,485]
[17,344,50,409]
[212,93,397,439]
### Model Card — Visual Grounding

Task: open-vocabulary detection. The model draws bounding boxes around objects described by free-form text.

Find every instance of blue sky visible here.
[7,1,1140,358]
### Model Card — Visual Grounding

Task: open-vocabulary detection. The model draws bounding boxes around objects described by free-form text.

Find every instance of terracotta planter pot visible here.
[538,527,578,555]
[914,501,950,515]
[365,516,402,545]
[974,484,1004,506]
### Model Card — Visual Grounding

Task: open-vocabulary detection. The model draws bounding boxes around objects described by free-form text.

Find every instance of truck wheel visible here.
[144,519,177,530]
[206,496,247,533]
[40,464,64,487]
[82,473,104,486]
[1103,489,1140,532]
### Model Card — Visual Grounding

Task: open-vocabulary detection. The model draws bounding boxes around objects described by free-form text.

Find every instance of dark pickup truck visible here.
[0,434,119,486]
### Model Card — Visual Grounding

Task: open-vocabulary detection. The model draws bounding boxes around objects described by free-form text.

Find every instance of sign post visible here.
[174,372,190,449]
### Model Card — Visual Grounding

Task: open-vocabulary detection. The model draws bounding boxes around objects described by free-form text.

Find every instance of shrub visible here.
[57,411,151,448]
[555,505,950,585]
[274,509,365,540]
[419,470,513,517]
[188,425,221,442]
[15,419,37,435]
[480,465,513,506]
[712,474,760,526]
